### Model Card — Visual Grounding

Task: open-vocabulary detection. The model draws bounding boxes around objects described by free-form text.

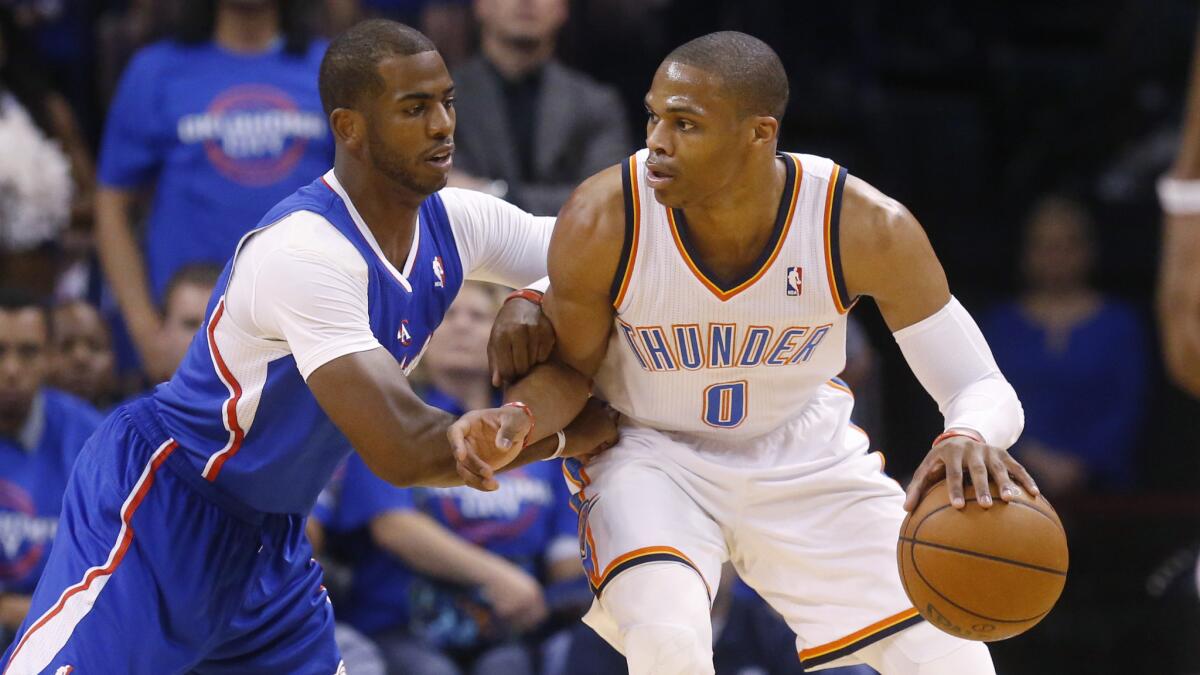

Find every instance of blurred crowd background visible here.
[0,0,1198,673]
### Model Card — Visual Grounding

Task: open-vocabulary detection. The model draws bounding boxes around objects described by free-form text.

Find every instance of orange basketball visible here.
[896,479,1068,641]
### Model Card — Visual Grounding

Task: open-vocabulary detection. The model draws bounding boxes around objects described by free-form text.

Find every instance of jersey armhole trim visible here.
[609,155,640,309]
[823,164,857,314]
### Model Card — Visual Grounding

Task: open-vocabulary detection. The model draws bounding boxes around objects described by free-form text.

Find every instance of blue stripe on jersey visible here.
[154,175,464,514]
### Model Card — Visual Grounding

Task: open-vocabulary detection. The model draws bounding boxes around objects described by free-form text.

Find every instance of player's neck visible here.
[481,32,554,80]
[213,5,281,54]
[679,156,786,255]
[333,163,425,269]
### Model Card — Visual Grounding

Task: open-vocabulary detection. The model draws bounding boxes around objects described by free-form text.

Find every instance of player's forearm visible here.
[95,188,160,349]
[367,404,463,487]
[503,360,591,445]
[371,511,516,586]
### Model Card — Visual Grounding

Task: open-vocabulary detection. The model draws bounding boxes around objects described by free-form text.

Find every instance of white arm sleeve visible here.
[225,211,383,380]
[441,188,553,288]
[893,296,1024,449]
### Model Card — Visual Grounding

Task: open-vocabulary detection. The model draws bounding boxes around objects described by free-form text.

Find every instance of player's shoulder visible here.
[838,172,921,257]
[244,210,366,276]
[546,163,627,290]
[436,186,519,220]
[558,163,626,236]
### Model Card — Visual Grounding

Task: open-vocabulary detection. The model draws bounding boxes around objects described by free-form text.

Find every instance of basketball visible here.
[897,480,1069,642]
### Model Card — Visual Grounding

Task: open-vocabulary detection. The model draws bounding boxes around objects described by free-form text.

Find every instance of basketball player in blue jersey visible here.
[451,32,1042,674]
[2,20,612,674]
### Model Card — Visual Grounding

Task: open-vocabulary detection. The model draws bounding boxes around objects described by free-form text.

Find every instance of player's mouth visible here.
[645,165,675,188]
[425,144,454,170]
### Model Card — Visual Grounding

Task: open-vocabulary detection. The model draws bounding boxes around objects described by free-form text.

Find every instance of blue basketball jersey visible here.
[153,173,464,515]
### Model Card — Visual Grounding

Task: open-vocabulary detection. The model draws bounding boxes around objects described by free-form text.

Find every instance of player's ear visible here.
[750,115,779,147]
[329,108,366,150]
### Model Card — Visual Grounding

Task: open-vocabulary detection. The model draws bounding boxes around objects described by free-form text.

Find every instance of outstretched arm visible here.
[308,349,462,487]
[840,176,1035,511]
[449,166,627,487]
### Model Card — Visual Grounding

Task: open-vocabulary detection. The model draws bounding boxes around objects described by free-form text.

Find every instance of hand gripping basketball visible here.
[903,430,1039,512]
[898,480,1069,641]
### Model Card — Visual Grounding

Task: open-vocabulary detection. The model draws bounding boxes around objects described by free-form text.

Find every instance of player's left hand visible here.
[904,432,1039,512]
[488,295,555,387]
[448,405,533,491]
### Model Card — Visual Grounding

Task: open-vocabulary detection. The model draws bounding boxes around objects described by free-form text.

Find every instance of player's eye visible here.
[646,110,659,123]
[677,119,695,132]
[444,98,455,110]
[407,105,426,116]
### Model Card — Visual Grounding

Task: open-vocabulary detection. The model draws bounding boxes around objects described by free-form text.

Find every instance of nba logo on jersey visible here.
[786,266,802,296]
[432,256,446,288]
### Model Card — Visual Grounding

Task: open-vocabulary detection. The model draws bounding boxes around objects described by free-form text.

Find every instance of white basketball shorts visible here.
[562,380,923,670]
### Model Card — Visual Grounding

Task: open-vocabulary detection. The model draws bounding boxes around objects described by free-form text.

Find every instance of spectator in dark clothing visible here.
[0,289,102,650]
[982,196,1150,496]
[448,0,631,215]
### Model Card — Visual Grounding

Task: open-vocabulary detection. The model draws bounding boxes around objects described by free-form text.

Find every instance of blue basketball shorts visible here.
[1,399,342,674]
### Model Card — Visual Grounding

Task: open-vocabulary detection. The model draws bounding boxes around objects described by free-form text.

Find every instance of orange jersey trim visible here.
[589,545,713,600]
[823,164,854,314]
[612,156,642,309]
[668,154,803,302]
[799,607,922,663]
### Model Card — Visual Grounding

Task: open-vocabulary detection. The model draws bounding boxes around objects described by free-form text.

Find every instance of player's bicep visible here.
[541,186,624,377]
[841,176,950,331]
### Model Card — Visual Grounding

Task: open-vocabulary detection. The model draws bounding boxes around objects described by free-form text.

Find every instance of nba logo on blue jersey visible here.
[786,266,802,296]
[432,256,446,288]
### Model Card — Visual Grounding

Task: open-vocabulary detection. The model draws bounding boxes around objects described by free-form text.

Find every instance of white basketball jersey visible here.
[594,149,855,440]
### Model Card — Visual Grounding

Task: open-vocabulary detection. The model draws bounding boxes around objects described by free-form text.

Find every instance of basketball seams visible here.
[898,482,1069,638]
[914,497,1067,558]
[898,536,1067,575]
[904,540,1053,625]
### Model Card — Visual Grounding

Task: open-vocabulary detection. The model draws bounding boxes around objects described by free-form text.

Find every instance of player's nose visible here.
[646,122,672,157]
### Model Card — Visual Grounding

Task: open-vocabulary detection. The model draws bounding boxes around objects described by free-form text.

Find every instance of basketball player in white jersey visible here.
[450,31,1039,674]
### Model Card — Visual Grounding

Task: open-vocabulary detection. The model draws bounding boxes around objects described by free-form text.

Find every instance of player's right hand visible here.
[488,295,555,386]
[448,405,533,491]
[904,432,1038,512]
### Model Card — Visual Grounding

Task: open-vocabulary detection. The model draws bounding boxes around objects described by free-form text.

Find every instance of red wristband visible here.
[503,401,535,448]
[932,429,984,448]
[505,289,544,306]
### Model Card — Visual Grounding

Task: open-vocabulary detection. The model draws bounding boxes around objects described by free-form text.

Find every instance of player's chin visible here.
[649,185,686,209]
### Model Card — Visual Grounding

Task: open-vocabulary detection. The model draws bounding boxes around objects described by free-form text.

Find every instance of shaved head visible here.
[662,31,789,120]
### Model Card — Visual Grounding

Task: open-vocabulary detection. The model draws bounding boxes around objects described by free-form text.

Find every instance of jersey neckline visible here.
[666,153,802,302]
[321,170,417,293]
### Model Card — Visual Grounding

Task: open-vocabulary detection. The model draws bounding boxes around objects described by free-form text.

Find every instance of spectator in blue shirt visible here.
[48,300,118,411]
[314,283,583,675]
[0,289,102,649]
[95,0,333,381]
[982,196,1150,496]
